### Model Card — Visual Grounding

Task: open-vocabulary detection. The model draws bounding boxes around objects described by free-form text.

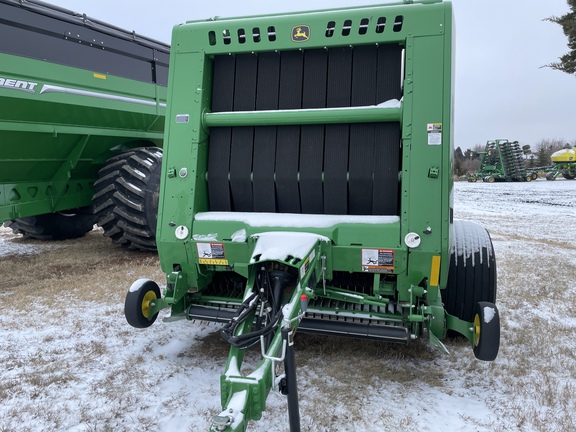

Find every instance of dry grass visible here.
[0,229,163,312]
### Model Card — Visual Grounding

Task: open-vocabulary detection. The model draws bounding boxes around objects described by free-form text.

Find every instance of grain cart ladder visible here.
[125,1,500,431]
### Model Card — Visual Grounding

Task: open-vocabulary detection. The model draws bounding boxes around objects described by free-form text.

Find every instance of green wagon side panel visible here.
[0,0,169,221]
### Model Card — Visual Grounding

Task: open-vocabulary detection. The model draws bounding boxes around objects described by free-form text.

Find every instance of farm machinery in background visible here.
[124,1,501,431]
[544,144,576,180]
[0,0,168,249]
[467,139,536,182]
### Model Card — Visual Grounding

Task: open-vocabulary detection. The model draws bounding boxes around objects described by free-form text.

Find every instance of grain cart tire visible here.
[93,149,138,243]
[3,207,95,240]
[444,220,497,323]
[113,147,162,250]
[93,147,162,251]
[472,301,500,361]
[125,279,161,328]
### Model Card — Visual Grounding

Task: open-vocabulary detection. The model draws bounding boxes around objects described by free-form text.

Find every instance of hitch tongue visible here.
[212,415,233,431]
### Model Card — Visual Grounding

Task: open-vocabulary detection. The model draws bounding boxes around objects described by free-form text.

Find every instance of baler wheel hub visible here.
[473,314,481,346]
[141,290,157,319]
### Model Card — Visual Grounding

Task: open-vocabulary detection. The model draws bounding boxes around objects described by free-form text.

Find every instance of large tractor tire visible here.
[3,207,95,240]
[444,220,497,323]
[92,149,138,244]
[93,147,162,251]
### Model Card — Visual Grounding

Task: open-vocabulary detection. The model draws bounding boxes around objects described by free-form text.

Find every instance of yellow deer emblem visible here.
[292,25,310,42]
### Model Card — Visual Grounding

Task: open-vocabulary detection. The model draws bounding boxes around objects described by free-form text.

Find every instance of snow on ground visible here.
[1,179,575,432]
[0,225,65,256]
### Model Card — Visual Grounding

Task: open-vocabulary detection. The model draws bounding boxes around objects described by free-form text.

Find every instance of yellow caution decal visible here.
[430,255,441,287]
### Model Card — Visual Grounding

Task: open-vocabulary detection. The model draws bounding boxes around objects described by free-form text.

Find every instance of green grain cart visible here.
[0,0,168,249]
[124,1,500,431]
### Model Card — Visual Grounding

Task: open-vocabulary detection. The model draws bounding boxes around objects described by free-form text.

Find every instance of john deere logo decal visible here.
[292,25,310,42]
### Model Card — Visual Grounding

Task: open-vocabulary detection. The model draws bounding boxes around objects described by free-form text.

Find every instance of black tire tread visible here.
[92,147,162,251]
[92,150,138,245]
[125,279,161,328]
[473,301,500,361]
[445,220,497,322]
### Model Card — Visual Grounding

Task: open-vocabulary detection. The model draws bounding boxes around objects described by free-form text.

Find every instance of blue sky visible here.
[46,0,575,149]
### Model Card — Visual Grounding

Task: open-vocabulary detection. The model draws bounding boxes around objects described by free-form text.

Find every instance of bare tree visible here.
[532,138,566,166]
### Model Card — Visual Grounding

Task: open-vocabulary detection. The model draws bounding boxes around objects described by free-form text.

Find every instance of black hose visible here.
[221,310,283,350]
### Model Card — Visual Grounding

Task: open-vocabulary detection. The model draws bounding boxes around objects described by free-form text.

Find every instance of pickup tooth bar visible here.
[186,302,408,344]
[189,271,405,342]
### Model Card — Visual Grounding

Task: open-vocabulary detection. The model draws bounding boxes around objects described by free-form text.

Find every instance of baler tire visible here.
[472,301,500,361]
[125,279,161,328]
[444,220,497,323]
[92,147,162,251]
[3,207,95,240]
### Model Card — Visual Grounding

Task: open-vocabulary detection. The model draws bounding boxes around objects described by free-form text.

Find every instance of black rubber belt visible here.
[299,49,328,214]
[229,54,257,212]
[208,55,236,211]
[324,47,352,215]
[349,45,378,215]
[253,52,281,212]
[372,44,403,216]
[275,50,303,213]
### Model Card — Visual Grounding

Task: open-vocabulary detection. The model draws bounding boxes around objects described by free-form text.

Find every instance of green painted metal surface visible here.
[0,1,168,222]
[143,1,483,430]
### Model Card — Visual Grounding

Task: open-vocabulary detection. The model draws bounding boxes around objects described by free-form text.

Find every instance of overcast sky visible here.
[46,0,574,150]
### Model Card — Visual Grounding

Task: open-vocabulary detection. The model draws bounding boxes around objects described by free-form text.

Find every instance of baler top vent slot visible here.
[207,15,405,47]
[209,26,277,46]
[325,17,392,38]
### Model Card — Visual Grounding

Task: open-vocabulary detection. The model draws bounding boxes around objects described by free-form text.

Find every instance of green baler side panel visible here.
[0,0,168,221]
[158,0,453,309]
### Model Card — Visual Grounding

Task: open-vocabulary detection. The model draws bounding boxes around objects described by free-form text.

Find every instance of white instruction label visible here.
[427,123,442,146]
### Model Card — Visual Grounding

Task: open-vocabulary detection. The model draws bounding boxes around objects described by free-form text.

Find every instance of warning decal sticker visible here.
[299,249,315,280]
[427,123,442,146]
[197,243,228,265]
[361,249,394,273]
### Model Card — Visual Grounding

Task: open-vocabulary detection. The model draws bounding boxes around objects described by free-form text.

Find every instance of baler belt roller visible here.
[203,105,402,127]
